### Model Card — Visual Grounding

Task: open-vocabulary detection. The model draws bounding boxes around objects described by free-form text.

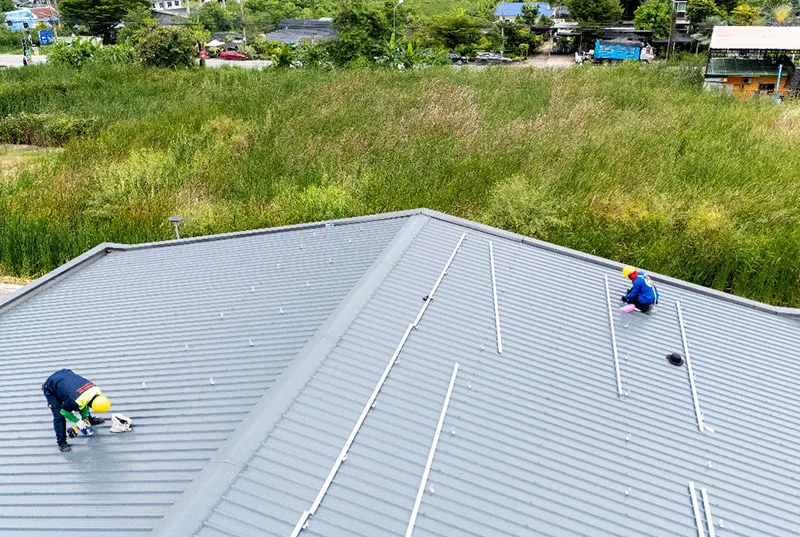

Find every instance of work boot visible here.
[58,442,71,452]
[88,416,105,426]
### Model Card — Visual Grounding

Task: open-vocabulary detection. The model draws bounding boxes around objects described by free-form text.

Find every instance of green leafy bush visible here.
[132,26,199,68]
[0,112,100,146]
[47,40,134,68]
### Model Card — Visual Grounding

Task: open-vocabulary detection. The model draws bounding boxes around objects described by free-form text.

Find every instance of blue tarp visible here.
[494,2,555,18]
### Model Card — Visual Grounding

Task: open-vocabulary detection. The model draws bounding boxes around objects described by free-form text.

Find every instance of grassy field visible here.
[1,61,800,306]
[405,0,481,16]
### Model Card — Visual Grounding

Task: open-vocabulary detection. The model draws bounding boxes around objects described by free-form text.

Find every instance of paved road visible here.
[0,54,273,69]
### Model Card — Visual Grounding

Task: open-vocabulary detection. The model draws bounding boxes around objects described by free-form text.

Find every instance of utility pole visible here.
[666,9,677,60]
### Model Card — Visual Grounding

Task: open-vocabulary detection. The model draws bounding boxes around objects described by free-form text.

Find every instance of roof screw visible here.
[624,354,629,361]
[707,460,712,468]
[348,238,352,243]
[371,403,376,409]
[302,523,308,530]
[624,390,630,397]
[468,381,472,390]
[279,307,284,314]
[276,263,280,268]
[342,454,348,462]
[625,435,630,442]
[480,345,485,351]
[719,520,724,529]
[300,244,303,249]
[429,485,435,494]
[220,312,224,318]
[251,286,255,292]
[141,381,147,389]
[209,377,215,385]
[625,488,631,496]
[249,339,253,346]
[185,344,189,351]
[307,282,310,287]
[450,427,455,435]
[328,258,333,263]
[313,232,316,236]
[359,227,363,231]
[624,322,629,328]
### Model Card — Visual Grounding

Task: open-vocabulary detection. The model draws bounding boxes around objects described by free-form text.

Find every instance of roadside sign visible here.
[39,29,53,45]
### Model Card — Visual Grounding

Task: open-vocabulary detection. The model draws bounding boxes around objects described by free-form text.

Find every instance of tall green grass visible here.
[1,62,800,306]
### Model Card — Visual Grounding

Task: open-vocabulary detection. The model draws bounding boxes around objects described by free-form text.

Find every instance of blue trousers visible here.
[42,389,66,445]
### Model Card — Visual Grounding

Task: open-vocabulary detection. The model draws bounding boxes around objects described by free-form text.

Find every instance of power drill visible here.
[67,421,94,438]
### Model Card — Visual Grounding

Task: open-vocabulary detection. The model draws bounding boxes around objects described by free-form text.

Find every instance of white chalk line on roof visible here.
[405,362,460,537]
[289,233,467,536]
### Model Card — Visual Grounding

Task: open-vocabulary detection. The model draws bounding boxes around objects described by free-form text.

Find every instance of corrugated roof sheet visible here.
[494,2,554,18]
[0,216,407,536]
[3,210,800,536]
[709,25,800,50]
[706,57,782,76]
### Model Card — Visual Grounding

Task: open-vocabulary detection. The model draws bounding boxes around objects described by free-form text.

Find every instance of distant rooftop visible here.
[706,57,783,76]
[710,25,800,50]
[494,2,554,18]
[2,209,799,536]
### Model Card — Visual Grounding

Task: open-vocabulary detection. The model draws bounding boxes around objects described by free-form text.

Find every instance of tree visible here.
[731,3,761,24]
[422,10,482,50]
[690,14,725,45]
[634,0,671,38]
[520,3,539,26]
[715,0,739,14]
[197,2,237,33]
[686,0,722,24]
[328,0,390,65]
[565,0,624,24]
[58,0,150,43]
[0,0,16,13]
[133,25,198,67]
[117,5,156,44]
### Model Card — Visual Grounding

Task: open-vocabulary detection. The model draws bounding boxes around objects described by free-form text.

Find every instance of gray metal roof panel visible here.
[0,216,408,535]
[195,216,800,537]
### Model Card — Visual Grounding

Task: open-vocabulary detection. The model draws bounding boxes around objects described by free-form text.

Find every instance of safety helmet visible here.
[622,266,636,278]
[91,394,111,413]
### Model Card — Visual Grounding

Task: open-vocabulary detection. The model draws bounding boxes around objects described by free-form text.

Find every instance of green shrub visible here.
[132,26,199,68]
[0,112,100,146]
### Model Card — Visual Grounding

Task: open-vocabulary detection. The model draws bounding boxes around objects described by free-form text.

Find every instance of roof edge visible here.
[420,209,800,319]
[0,242,127,315]
[123,209,423,251]
[149,213,430,537]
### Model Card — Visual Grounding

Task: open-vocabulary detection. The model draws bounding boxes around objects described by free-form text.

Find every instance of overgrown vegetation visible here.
[1,63,800,307]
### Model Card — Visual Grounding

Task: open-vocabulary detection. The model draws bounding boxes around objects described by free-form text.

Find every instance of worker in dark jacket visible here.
[42,369,111,452]
[621,266,659,313]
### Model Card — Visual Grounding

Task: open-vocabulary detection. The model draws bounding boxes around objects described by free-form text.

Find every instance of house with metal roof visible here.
[704,26,800,97]
[3,7,59,32]
[2,209,799,537]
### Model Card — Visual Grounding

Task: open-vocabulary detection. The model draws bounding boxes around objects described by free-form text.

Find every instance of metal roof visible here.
[709,25,800,51]
[706,57,782,77]
[0,214,408,536]
[494,2,555,18]
[2,209,800,536]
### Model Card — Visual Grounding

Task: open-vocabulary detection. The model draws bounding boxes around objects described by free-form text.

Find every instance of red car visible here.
[219,50,247,61]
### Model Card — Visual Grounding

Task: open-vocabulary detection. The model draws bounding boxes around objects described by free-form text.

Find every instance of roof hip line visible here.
[148,213,430,537]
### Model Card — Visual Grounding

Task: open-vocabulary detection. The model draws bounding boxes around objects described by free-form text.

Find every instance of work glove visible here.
[620,296,627,302]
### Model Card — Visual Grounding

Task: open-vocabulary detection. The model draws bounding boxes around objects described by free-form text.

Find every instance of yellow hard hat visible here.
[622,266,636,278]
[91,394,111,413]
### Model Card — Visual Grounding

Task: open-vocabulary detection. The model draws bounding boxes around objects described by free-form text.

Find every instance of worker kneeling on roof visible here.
[42,369,111,452]
[621,266,659,313]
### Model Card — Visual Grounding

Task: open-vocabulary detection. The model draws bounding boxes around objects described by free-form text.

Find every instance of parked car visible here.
[475,52,512,64]
[447,53,469,65]
[219,50,247,61]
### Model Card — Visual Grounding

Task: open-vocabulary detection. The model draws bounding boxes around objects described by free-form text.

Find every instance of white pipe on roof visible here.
[676,301,706,433]
[489,242,503,354]
[603,275,623,397]
[405,362,460,537]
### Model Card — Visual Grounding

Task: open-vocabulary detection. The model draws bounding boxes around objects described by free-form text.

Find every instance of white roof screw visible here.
[209,377,215,385]
[141,381,146,389]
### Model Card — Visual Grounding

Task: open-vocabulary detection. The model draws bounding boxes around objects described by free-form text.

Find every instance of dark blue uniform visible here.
[42,369,95,445]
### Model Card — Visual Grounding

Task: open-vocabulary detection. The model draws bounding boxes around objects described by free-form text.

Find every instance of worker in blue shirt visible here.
[621,266,659,313]
[42,369,111,452]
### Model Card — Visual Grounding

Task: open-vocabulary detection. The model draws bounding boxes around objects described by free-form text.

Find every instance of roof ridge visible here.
[149,213,430,537]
